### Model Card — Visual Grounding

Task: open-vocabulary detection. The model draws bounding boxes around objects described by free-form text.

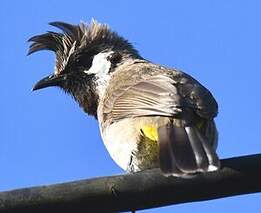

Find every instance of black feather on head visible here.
[28,20,140,74]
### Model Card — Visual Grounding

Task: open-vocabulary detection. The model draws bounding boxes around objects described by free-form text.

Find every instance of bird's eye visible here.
[107,52,122,64]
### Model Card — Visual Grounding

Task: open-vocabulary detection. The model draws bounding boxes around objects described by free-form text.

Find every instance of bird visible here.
[28,20,220,177]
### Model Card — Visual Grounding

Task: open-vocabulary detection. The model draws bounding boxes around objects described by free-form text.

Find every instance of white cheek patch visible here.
[84,51,114,97]
[84,51,113,76]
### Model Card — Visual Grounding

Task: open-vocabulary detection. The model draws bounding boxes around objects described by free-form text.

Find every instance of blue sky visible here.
[1,0,261,212]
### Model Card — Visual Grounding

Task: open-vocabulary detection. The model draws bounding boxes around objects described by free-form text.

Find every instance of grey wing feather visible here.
[104,75,183,121]
[103,72,218,122]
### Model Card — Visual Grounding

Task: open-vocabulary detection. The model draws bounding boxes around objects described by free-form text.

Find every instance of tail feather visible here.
[185,126,209,171]
[170,126,197,173]
[158,122,220,177]
[195,128,220,171]
[158,124,183,176]
[205,120,218,150]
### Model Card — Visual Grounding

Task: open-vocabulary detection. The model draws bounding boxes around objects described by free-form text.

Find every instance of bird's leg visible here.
[126,151,136,173]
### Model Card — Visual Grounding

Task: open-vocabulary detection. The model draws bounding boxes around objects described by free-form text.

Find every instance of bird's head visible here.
[28,20,141,117]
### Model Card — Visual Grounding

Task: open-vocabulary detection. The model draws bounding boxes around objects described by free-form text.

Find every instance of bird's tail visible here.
[158,121,220,177]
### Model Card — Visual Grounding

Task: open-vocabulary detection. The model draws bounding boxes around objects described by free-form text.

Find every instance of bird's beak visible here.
[32,74,66,91]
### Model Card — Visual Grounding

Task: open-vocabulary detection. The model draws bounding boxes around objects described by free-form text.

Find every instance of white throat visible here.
[84,51,113,97]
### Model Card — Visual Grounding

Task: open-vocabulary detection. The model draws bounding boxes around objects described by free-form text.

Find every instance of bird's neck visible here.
[75,90,98,118]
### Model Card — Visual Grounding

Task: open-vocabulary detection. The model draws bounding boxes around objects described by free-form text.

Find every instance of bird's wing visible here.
[103,72,218,122]
[176,72,218,119]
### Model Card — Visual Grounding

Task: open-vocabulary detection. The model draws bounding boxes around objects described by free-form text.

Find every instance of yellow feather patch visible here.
[141,126,158,141]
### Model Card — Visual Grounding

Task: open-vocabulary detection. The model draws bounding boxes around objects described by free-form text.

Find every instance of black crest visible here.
[28,20,139,74]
